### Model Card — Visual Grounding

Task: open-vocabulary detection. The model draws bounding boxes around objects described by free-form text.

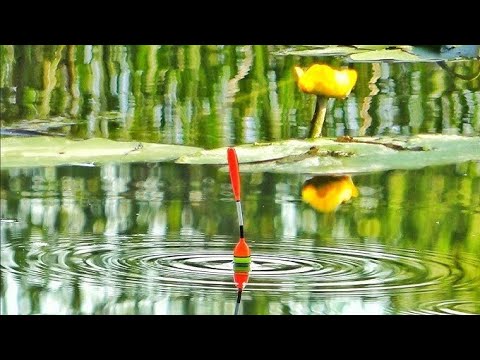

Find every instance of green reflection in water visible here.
[1,45,479,148]
[1,45,479,315]
[1,161,479,314]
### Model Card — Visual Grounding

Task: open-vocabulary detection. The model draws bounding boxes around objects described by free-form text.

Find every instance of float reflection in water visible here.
[233,237,251,303]
[301,175,359,213]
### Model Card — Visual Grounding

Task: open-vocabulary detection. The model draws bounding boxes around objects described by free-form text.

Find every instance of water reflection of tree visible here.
[1,161,479,314]
[1,161,478,252]
[1,45,479,144]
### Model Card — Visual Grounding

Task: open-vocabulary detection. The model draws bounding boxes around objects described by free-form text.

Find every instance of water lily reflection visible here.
[301,176,359,213]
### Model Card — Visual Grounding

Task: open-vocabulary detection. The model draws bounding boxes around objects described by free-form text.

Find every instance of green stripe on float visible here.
[234,264,251,272]
[234,256,251,264]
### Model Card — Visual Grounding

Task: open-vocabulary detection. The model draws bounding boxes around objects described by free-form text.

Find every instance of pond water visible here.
[1,45,479,314]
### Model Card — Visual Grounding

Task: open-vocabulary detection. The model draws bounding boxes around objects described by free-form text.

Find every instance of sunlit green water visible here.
[1,45,479,145]
[1,162,479,314]
[1,45,479,314]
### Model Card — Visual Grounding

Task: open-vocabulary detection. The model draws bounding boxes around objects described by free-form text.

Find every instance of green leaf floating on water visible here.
[2,135,479,173]
[176,135,480,175]
[0,137,201,168]
[349,49,420,62]
[275,45,480,63]
[275,46,365,57]
[352,45,411,51]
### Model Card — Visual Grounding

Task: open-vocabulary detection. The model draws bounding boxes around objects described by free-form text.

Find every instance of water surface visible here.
[1,45,479,314]
[1,161,479,314]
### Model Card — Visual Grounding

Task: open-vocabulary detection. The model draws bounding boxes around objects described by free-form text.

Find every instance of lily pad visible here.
[275,45,480,63]
[275,46,365,57]
[176,135,480,175]
[176,140,318,165]
[1,118,77,137]
[349,49,421,62]
[353,45,412,51]
[0,137,202,168]
[2,135,479,174]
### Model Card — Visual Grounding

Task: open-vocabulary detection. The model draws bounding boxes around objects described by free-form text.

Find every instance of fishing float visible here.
[227,147,251,315]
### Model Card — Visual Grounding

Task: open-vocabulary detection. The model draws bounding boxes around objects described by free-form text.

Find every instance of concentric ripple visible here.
[400,300,480,315]
[2,235,479,308]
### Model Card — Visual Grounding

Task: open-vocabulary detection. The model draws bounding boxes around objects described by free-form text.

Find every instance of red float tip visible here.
[227,147,241,202]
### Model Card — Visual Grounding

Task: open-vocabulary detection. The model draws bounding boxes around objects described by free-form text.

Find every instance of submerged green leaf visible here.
[177,135,480,175]
[0,137,202,168]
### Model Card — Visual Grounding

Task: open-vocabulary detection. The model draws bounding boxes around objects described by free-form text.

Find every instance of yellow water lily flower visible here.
[295,64,358,138]
[301,176,359,213]
[295,64,358,99]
